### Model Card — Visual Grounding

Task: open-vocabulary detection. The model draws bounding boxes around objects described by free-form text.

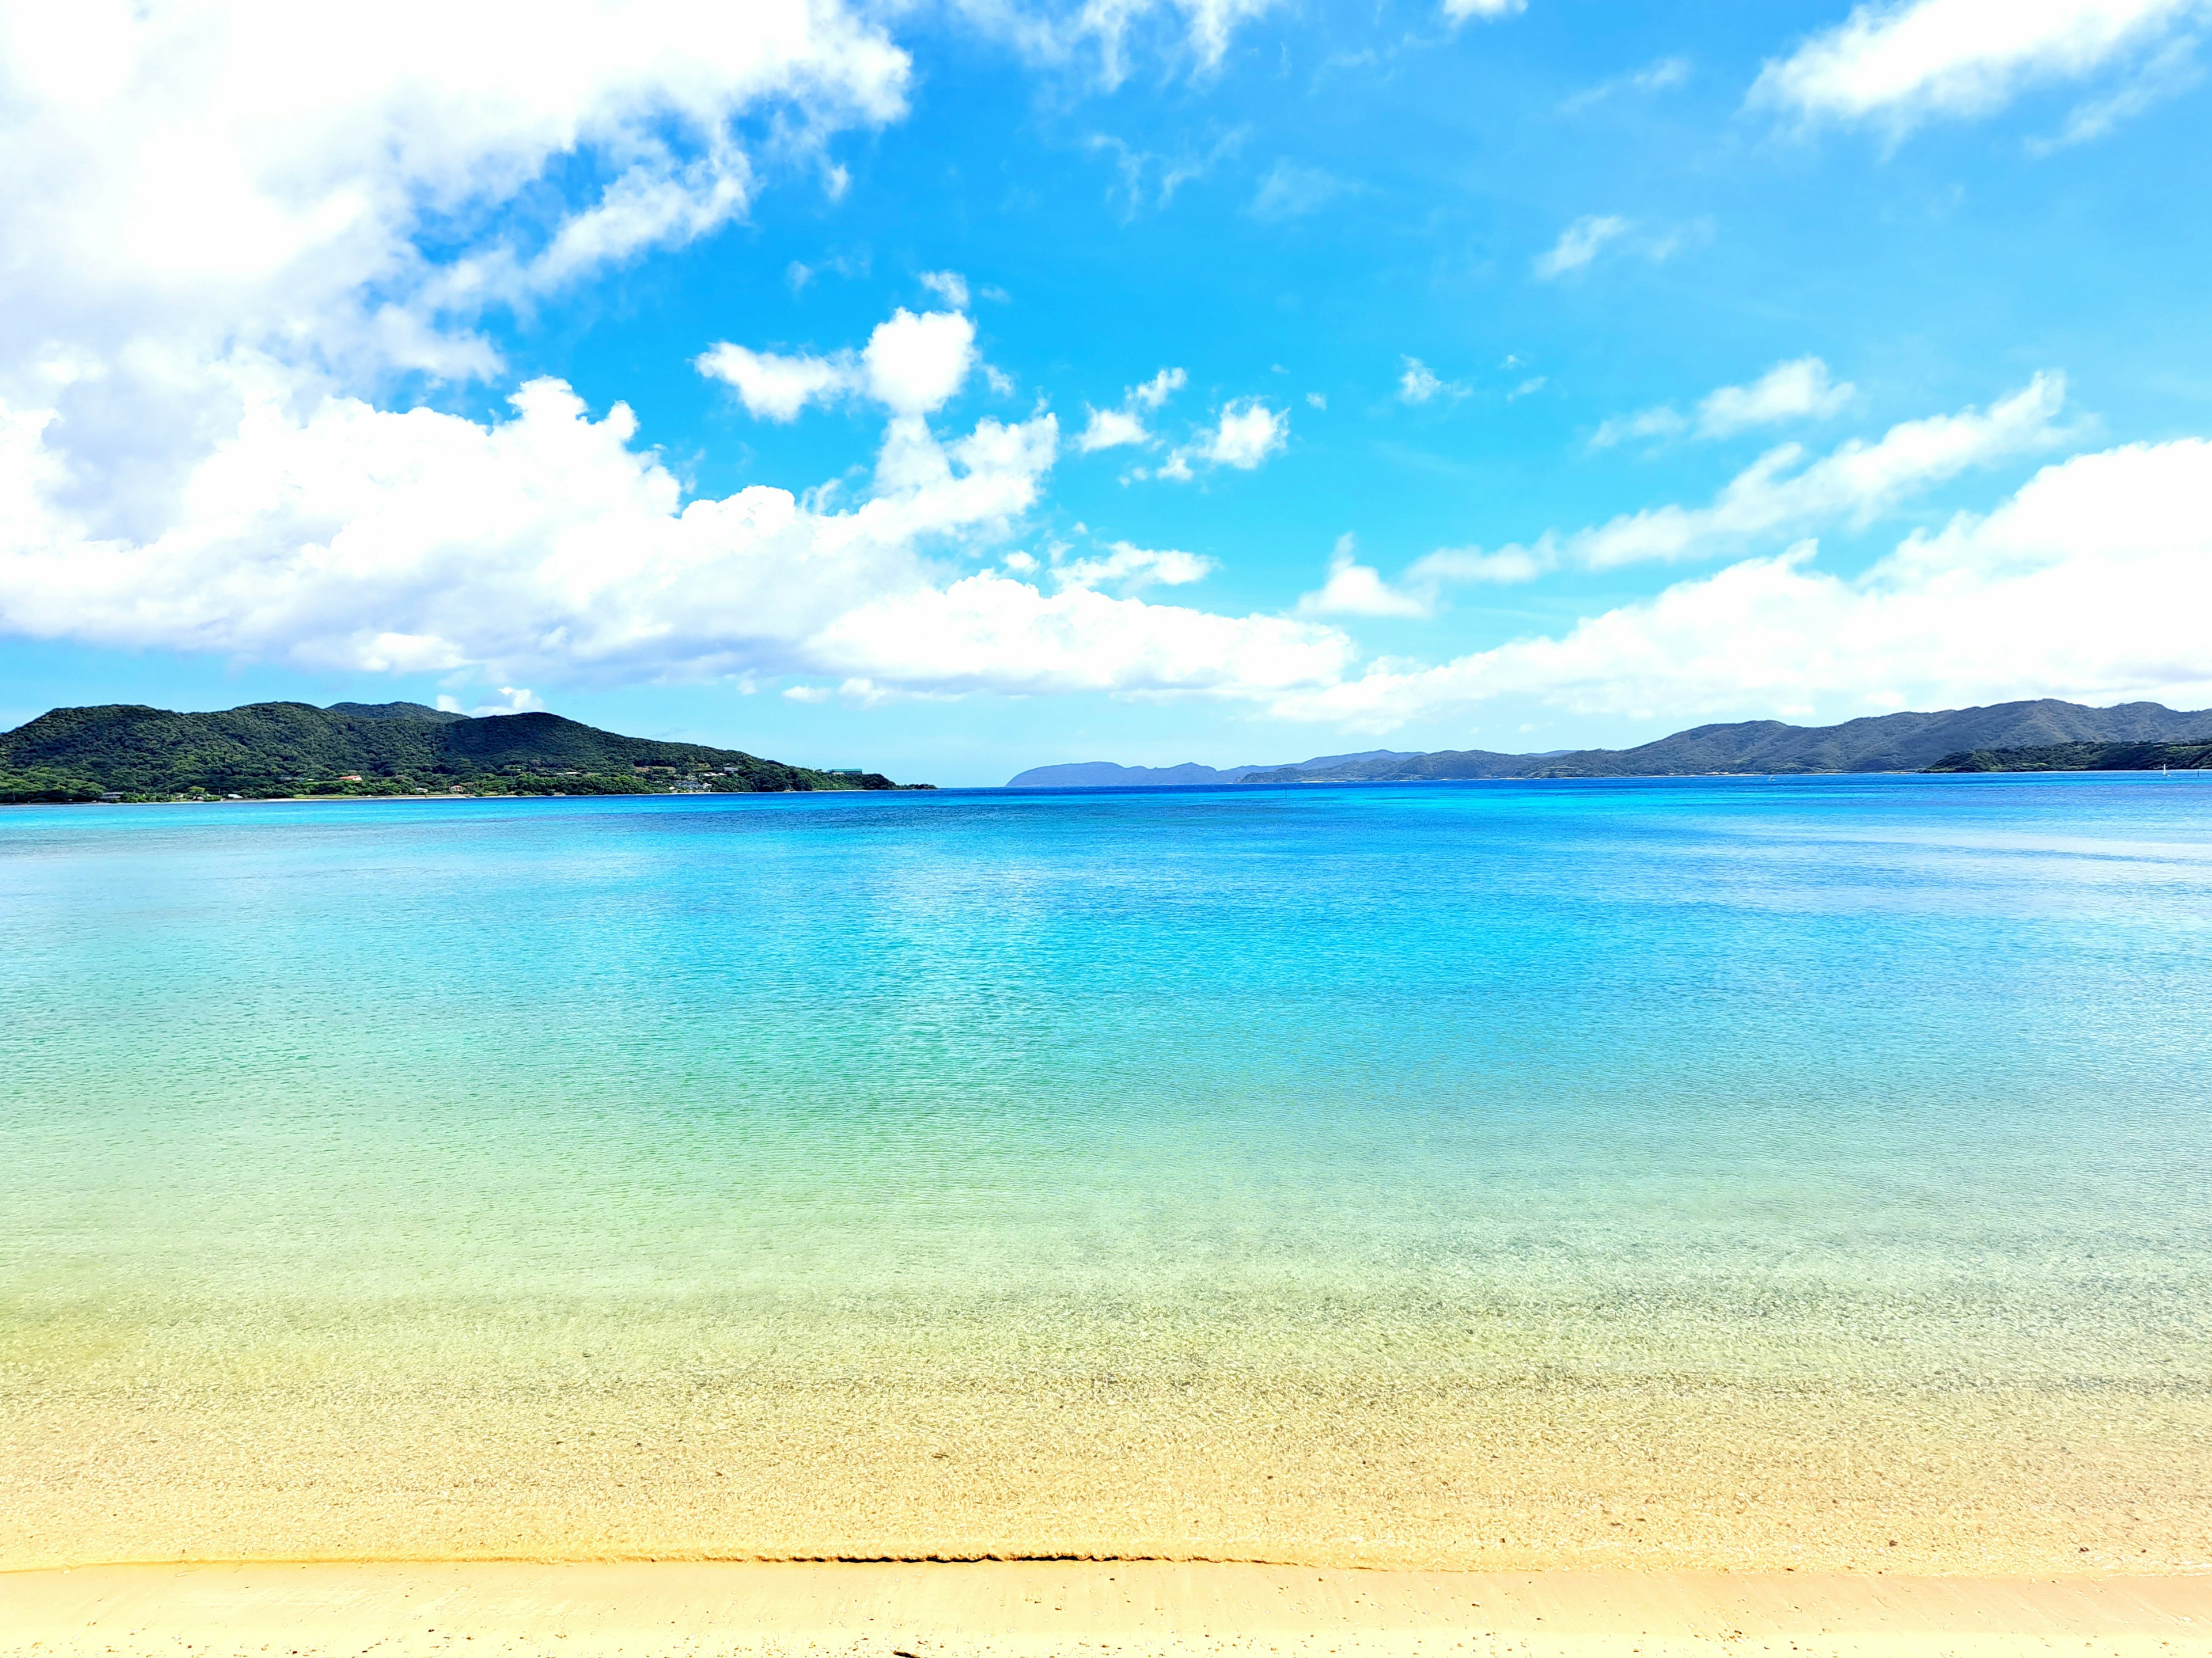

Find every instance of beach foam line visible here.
[3,1561,2209,1657]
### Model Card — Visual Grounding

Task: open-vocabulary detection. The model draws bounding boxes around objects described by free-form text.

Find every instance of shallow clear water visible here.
[7,773,2210,1400]
[4,782,2212,1379]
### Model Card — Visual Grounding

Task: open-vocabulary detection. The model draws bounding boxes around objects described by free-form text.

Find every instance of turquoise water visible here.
[6,775,2212,1391]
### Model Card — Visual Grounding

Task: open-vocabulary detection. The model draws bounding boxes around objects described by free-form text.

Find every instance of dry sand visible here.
[5,1561,2211,1658]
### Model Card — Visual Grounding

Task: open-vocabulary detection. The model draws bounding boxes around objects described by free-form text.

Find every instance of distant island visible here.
[0,701,916,803]
[1005,750,1421,788]
[1011,699,2212,787]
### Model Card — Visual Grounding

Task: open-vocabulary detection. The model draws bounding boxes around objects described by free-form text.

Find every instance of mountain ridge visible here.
[1005,750,1416,788]
[1029,701,2212,790]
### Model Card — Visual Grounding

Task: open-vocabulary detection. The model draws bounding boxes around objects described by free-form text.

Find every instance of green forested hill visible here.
[1924,739,2212,773]
[0,701,907,802]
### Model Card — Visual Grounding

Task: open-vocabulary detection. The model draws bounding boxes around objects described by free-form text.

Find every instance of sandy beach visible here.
[5,1561,2210,1657]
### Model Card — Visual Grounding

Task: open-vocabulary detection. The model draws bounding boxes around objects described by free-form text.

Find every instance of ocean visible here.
[5,775,2209,1570]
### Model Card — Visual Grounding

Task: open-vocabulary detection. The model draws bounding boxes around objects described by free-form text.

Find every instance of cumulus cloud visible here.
[1077,407,1154,452]
[1135,396,1287,480]
[695,309,977,420]
[1297,535,1437,617]
[1594,356,1857,448]
[1207,400,1290,466]
[1272,438,2212,729]
[692,343,856,421]
[1073,366,1187,453]
[0,0,910,412]
[1749,0,2205,134]
[0,352,1359,701]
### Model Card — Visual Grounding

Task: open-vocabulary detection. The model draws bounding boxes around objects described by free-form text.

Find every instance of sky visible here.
[2,0,2209,785]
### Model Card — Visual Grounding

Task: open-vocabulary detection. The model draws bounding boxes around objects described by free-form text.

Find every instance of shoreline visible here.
[6,1560,2209,1656]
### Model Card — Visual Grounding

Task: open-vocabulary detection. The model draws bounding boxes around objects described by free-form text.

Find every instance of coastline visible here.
[6,1561,2210,1657]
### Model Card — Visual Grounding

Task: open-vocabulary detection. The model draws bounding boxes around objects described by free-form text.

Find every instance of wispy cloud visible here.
[1250,160,1351,221]
[1441,0,1525,24]
[918,269,970,308]
[1560,55,1691,113]
[1596,357,1857,448]
[1397,356,1470,405]
[1469,374,2068,582]
[1749,0,2203,137]
[1532,214,1629,278]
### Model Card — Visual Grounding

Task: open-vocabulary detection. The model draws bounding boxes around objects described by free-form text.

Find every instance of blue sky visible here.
[3,0,2209,784]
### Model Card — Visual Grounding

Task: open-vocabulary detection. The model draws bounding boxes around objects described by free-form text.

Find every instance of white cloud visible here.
[1749,0,2205,133]
[1533,214,1707,281]
[1077,407,1154,452]
[809,573,1351,696]
[861,309,977,415]
[1054,540,1215,591]
[692,343,855,422]
[1408,545,1548,585]
[472,686,545,716]
[1573,373,2065,570]
[0,352,1357,702]
[956,0,1282,88]
[1193,399,1289,470]
[1696,356,1857,435]
[1272,438,2212,730]
[696,308,976,420]
[1297,535,1437,617]
[1600,356,1857,447]
[0,0,910,411]
[1074,367,1185,452]
[1532,214,1630,278]
[1442,0,1526,22]
[0,0,919,670]
[918,269,971,307]
[1305,391,1328,410]
[1447,374,2066,583]
[1397,357,1469,405]
[1131,367,1188,409]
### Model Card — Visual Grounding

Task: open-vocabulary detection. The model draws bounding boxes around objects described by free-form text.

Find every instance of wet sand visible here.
[6,1361,2210,1574]
[5,1561,2210,1657]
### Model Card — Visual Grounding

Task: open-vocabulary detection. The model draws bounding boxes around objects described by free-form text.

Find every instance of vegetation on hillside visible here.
[1925,740,2212,773]
[0,701,915,802]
